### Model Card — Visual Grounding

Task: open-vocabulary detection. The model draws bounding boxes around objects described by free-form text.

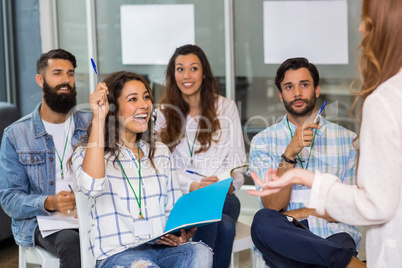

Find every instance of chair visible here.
[75,191,96,268]
[18,189,94,268]
[230,221,255,268]
[253,247,270,268]
[18,245,60,268]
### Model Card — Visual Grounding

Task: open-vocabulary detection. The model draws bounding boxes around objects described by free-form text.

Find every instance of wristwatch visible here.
[281,153,296,164]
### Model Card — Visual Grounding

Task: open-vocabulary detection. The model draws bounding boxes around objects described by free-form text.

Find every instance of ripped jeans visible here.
[96,242,213,268]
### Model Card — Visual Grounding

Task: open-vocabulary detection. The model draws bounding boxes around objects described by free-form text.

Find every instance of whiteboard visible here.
[263,1,348,64]
[121,4,195,65]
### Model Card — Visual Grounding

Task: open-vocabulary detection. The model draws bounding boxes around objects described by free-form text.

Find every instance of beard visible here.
[42,79,77,114]
[283,95,317,116]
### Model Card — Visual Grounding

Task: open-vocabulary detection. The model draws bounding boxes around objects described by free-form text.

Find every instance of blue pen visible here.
[313,101,327,124]
[90,58,101,83]
[68,184,74,193]
[185,170,207,178]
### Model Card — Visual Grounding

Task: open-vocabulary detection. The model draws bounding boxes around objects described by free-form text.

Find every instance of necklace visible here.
[55,116,72,179]
[116,140,144,219]
[185,124,199,167]
[286,118,317,170]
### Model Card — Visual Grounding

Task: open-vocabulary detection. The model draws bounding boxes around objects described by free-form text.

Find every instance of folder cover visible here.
[144,177,233,243]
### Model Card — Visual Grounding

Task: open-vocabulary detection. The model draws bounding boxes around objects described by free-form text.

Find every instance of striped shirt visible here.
[72,140,182,260]
[249,115,362,248]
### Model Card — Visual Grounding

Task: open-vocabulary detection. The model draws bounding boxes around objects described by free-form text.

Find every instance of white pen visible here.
[313,101,327,124]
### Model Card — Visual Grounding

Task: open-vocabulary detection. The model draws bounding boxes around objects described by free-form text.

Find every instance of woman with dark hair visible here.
[155,44,246,268]
[72,71,212,268]
[249,0,402,266]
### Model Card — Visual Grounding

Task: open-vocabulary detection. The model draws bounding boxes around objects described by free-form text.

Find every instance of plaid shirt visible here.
[72,140,182,260]
[249,115,362,248]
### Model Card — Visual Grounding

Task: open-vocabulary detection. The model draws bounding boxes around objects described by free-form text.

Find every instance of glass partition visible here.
[57,0,226,105]
[56,0,364,186]
[234,0,362,152]
[57,0,90,106]
[95,0,226,103]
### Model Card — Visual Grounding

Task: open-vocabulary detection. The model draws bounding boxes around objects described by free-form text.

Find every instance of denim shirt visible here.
[0,103,92,247]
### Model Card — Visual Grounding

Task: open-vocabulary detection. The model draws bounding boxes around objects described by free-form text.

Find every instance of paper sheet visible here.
[290,189,311,203]
[263,1,348,64]
[121,4,195,65]
[37,212,78,238]
[216,170,231,181]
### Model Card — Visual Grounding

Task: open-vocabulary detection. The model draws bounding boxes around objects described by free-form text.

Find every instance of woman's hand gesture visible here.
[89,82,109,121]
[247,168,315,197]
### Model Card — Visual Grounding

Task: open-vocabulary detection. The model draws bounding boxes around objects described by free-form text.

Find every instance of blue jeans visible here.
[192,194,241,268]
[96,242,212,268]
[34,227,81,268]
[251,209,357,268]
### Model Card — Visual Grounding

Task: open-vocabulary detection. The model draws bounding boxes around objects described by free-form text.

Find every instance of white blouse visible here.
[309,70,402,267]
[155,96,247,194]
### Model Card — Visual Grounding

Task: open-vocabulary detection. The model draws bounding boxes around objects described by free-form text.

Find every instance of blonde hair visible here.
[351,0,402,147]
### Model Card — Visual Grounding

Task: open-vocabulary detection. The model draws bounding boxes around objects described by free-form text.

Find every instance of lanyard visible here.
[286,118,317,170]
[185,124,199,166]
[116,140,144,219]
[55,116,72,179]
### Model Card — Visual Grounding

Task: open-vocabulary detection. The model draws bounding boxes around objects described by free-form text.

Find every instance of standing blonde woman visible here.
[249,0,402,267]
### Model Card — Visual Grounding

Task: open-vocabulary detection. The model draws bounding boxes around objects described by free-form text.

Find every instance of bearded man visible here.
[248,57,364,267]
[0,49,92,268]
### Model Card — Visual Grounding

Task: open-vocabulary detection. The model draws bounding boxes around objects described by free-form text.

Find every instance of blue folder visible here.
[142,178,233,243]
[165,177,233,232]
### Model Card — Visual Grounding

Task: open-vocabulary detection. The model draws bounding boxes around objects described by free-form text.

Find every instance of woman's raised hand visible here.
[89,82,109,121]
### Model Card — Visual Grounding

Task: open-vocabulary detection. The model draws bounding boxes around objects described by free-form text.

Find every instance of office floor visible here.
[0,236,252,268]
[0,237,18,268]
[0,221,364,268]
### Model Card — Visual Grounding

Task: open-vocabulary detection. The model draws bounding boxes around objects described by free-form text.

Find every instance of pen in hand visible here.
[185,170,207,178]
[68,184,74,193]
[91,57,108,107]
[67,184,75,215]
[312,101,327,124]
[90,58,101,84]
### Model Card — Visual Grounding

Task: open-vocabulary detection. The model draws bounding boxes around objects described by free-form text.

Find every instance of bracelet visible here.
[281,153,296,164]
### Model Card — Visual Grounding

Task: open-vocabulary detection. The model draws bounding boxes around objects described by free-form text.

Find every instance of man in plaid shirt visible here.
[249,58,365,268]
